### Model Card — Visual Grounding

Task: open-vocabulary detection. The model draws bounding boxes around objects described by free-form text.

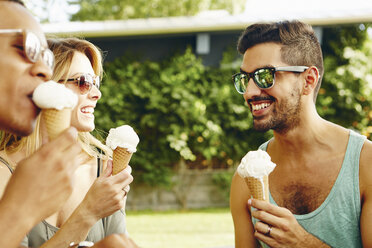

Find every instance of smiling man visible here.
[230,20,372,247]
[0,1,83,247]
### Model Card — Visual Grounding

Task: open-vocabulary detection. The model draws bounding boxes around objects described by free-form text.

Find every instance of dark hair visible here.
[237,20,324,102]
[2,0,25,6]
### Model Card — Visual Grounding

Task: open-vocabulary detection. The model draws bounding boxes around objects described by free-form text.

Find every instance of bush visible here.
[318,24,372,133]
[95,47,270,186]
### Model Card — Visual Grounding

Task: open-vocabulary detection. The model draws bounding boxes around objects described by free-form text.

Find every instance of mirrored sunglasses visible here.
[61,74,100,95]
[0,29,54,70]
[232,66,309,94]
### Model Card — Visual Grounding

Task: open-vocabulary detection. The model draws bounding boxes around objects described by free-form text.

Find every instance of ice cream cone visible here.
[106,125,139,175]
[42,108,71,140]
[245,175,269,202]
[112,147,133,175]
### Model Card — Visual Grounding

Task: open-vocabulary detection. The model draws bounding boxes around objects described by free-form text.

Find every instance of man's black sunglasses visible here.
[232,66,309,94]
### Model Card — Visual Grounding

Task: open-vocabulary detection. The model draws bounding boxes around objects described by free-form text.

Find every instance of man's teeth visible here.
[81,107,94,114]
[252,103,270,111]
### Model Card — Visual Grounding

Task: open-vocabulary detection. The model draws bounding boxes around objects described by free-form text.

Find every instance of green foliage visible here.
[212,170,235,200]
[95,47,269,186]
[69,0,245,21]
[317,24,372,134]
[319,41,372,135]
[95,24,372,186]
[322,24,368,62]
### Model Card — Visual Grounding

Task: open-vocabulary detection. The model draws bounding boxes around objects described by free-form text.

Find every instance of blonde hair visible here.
[0,37,111,165]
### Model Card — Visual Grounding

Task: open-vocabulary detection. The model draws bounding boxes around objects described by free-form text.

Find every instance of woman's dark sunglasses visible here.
[60,74,100,95]
[0,29,54,70]
[232,66,309,94]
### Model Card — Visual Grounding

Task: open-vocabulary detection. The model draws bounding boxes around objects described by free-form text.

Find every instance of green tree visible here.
[69,0,245,21]
[95,47,270,186]
[319,38,372,137]
[317,24,372,133]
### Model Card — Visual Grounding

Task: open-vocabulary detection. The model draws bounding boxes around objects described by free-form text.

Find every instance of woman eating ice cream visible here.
[0,37,134,247]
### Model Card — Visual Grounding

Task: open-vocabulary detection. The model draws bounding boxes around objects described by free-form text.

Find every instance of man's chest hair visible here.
[271,152,344,214]
[274,183,332,215]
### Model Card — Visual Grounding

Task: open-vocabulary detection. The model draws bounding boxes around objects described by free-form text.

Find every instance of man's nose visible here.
[30,59,53,81]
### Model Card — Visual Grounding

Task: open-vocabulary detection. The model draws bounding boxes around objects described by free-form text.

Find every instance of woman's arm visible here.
[39,161,133,248]
[91,234,139,248]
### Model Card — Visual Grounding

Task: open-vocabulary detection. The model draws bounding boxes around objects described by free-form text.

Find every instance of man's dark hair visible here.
[237,20,324,102]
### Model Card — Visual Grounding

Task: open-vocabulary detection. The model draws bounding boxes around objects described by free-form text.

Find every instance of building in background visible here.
[42,0,372,66]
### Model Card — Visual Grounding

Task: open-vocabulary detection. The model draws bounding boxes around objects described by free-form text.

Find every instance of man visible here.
[230,20,372,247]
[0,1,137,247]
[0,1,82,247]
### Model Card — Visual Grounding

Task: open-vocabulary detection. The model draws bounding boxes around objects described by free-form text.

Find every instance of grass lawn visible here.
[126,208,234,248]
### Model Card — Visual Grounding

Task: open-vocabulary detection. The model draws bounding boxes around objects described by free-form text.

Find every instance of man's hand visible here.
[92,234,139,248]
[1,127,81,225]
[249,199,330,248]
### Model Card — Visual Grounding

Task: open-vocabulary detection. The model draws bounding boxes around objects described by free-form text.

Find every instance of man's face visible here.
[0,2,52,136]
[241,42,303,134]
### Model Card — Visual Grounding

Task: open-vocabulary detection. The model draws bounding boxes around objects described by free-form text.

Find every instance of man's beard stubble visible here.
[252,90,302,134]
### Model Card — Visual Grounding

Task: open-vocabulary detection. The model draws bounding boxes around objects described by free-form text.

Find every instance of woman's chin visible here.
[76,124,95,133]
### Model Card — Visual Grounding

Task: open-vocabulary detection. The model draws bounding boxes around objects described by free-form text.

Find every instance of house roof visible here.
[42,0,372,38]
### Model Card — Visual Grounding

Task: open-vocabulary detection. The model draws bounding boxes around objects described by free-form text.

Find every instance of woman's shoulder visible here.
[0,151,13,172]
[0,152,13,198]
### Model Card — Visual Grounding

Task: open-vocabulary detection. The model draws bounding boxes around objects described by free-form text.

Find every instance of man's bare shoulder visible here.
[359,138,372,199]
[231,172,249,196]
[360,138,372,166]
[230,172,251,213]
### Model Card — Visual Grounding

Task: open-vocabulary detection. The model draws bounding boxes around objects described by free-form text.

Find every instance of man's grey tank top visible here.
[254,130,366,247]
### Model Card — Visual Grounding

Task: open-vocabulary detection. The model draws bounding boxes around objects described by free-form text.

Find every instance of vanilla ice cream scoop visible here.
[106,125,140,153]
[32,80,78,110]
[237,150,276,202]
[237,150,276,178]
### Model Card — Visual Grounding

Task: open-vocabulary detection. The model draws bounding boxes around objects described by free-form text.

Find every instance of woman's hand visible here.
[35,161,133,248]
[78,160,133,223]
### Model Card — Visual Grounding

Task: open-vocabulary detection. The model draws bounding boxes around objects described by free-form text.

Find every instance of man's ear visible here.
[303,66,319,95]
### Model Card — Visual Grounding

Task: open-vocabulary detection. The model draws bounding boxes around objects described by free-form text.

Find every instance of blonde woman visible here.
[0,38,133,247]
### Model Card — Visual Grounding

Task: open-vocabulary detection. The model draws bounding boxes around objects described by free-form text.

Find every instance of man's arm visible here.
[230,172,260,248]
[0,128,80,248]
[359,139,372,247]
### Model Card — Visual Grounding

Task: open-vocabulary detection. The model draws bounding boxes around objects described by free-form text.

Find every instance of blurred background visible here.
[25,1,372,247]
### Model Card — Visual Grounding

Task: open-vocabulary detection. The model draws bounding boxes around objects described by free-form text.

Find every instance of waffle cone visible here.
[112,147,133,175]
[245,175,269,202]
[42,108,71,140]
